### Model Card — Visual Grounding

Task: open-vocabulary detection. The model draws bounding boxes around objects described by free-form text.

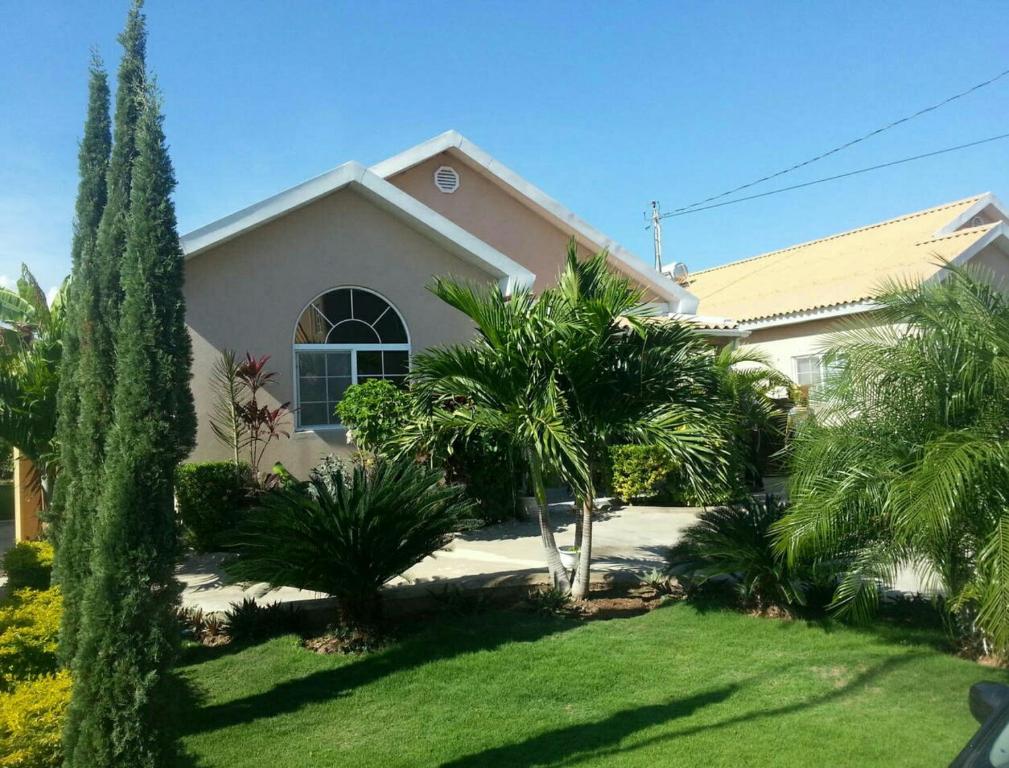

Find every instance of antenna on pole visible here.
[650,201,663,271]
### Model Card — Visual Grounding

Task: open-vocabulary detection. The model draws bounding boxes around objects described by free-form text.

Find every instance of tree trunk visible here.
[528,451,570,592]
[573,504,584,550]
[571,495,594,599]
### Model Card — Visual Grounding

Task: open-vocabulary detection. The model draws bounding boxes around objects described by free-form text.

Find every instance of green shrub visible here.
[175,462,253,551]
[0,588,61,691]
[0,670,71,768]
[665,496,834,613]
[609,444,745,506]
[224,598,304,644]
[443,437,522,524]
[609,445,673,502]
[2,542,53,591]
[334,379,412,455]
[228,455,472,633]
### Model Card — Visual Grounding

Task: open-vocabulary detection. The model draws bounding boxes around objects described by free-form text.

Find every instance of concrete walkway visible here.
[177,504,701,614]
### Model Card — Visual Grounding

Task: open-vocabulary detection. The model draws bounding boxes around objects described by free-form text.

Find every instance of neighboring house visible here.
[681,193,1009,390]
[182,131,701,477]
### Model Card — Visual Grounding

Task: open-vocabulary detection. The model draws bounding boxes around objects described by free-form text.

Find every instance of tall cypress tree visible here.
[52,53,111,666]
[65,79,196,767]
[60,0,146,665]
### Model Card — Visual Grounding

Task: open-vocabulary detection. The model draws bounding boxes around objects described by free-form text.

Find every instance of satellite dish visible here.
[670,262,690,285]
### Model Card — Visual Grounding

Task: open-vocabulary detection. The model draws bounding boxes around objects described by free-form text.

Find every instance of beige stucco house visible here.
[181,131,706,478]
[679,193,1009,390]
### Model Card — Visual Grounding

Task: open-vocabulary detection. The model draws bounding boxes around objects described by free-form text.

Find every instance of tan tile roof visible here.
[688,195,996,323]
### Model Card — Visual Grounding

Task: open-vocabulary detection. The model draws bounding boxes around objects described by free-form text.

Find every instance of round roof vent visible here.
[970,215,985,227]
[433,165,460,194]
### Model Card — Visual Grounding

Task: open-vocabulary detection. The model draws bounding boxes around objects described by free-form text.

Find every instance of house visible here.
[681,193,1009,390]
[182,131,704,477]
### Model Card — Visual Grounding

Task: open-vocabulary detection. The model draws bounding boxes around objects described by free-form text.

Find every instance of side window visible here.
[793,354,824,389]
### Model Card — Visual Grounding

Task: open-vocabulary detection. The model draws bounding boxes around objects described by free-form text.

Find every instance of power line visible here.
[660,132,1009,219]
[670,66,1009,214]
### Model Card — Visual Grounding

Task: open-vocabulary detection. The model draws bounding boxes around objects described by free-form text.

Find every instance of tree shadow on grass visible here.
[167,668,212,768]
[438,684,740,768]
[536,653,926,768]
[178,610,580,737]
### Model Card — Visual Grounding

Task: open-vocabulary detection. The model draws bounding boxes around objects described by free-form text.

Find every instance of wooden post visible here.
[12,449,42,542]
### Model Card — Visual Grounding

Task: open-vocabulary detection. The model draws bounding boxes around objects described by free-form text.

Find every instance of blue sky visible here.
[2,1,1007,294]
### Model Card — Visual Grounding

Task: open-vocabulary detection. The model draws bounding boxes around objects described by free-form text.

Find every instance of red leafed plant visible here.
[235,354,292,482]
[210,350,292,484]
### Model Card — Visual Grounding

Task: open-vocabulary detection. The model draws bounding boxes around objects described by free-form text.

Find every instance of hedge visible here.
[609,445,674,502]
[175,462,253,551]
[2,542,53,591]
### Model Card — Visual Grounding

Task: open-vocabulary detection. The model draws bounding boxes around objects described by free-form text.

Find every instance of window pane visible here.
[352,289,388,324]
[384,375,408,389]
[319,289,352,325]
[357,350,382,375]
[299,377,326,402]
[327,377,352,401]
[373,309,407,343]
[326,353,351,376]
[328,320,380,344]
[299,402,329,428]
[295,303,330,343]
[384,351,409,376]
[298,352,326,376]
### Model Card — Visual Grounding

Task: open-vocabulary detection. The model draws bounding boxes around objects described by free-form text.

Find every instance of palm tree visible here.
[711,345,792,491]
[413,247,727,596]
[773,263,1009,657]
[0,266,67,507]
[411,280,587,591]
[544,247,727,598]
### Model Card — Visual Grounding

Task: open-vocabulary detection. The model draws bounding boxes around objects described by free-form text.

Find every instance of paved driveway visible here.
[177,504,701,613]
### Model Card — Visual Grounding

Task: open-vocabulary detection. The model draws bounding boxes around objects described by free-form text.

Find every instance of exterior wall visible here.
[969,241,1009,283]
[740,314,877,381]
[184,186,494,479]
[386,152,623,293]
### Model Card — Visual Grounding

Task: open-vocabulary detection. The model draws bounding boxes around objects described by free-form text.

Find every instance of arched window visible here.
[293,287,410,429]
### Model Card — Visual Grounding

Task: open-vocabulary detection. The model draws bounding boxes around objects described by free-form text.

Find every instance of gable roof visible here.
[371,130,698,313]
[686,193,1009,327]
[180,162,535,296]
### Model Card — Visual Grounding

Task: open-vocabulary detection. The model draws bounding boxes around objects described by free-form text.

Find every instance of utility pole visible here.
[650,200,663,271]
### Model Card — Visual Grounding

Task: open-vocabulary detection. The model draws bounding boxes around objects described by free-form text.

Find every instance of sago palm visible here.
[228,456,471,632]
[0,266,67,504]
[773,263,1009,656]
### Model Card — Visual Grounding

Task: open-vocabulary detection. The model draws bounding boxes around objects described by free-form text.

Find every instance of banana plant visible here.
[0,265,67,507]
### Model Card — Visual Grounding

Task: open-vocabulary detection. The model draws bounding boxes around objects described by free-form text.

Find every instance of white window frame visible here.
[292,287,411,432]
[792,353,825,390]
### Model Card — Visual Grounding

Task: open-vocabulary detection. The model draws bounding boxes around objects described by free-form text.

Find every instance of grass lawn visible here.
[175,602,1006,767]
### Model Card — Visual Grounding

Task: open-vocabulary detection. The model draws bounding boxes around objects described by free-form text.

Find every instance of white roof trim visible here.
[371,130,699,313]
[934,192,1009,235]
[180,162,535,296]
[936,221,1009,272]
